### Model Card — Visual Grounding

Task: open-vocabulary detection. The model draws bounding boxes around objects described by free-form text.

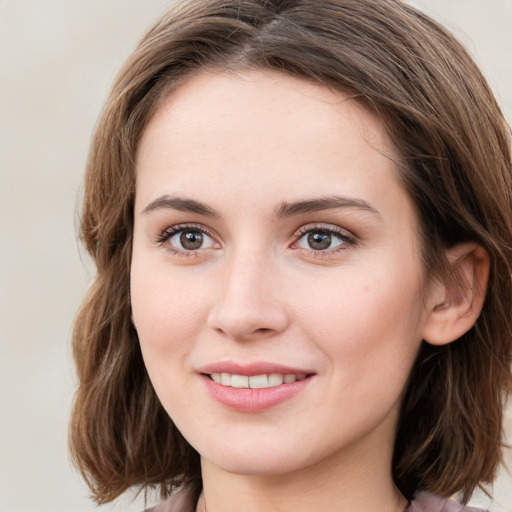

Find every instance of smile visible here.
[209,372,308,389]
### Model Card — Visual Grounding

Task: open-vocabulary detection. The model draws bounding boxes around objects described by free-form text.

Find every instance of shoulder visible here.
[144,486,197,512]
[144,488,489,512]
[409,491,489,512]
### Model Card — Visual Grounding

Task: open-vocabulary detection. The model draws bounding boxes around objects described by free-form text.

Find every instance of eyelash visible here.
[155,223,217,258]
[155,223,357,257]
[291,224,356,256]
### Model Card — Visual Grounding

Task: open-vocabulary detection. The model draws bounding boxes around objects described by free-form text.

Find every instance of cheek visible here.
[130,262,211,355]
[296,262,425,368]
[130,264,212,417]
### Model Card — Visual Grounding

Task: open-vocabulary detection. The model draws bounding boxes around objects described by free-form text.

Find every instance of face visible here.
[131,69,434,478]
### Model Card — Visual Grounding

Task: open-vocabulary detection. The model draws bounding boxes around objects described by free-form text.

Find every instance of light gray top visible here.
[145,487,487,512]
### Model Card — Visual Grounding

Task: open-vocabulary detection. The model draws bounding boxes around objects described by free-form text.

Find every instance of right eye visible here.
[157,225,218,254]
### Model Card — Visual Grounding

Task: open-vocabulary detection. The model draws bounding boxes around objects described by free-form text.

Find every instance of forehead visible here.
[138,68,393,159]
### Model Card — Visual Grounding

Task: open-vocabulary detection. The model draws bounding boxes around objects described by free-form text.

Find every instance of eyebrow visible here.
[142,195,221,217]
[274,195,381,219]
[142,194,380,220]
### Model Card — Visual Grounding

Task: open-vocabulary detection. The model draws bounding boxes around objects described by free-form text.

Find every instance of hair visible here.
[70,0,512,505]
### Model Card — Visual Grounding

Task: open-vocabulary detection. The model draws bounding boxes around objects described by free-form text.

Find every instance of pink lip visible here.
[197,360,316,413]
[198,361,314,376]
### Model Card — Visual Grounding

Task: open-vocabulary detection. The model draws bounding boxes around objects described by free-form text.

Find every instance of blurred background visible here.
[0,1,510,511]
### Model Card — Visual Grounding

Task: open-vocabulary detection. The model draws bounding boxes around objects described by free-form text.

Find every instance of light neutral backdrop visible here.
[0,1,511,511]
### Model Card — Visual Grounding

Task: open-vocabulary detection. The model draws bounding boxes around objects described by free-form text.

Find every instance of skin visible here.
[131,69,454,512]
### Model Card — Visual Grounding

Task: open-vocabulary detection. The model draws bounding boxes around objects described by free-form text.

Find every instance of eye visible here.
[157,225,217,253]
[294,226,355,253]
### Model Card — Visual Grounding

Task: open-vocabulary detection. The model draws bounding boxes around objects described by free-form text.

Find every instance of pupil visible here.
[308,231,331,250]
[180,230,203,250]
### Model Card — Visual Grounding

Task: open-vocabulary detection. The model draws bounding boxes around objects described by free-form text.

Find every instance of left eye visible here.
[168,228,216,251]
[296,229,347,251]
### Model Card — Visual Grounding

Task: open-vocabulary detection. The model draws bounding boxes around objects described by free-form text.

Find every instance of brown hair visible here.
[70,0,512,504]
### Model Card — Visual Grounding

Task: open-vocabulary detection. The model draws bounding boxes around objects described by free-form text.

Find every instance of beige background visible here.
[0,1,510,511]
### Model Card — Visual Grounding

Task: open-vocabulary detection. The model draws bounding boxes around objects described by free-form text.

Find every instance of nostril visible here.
[207,298,289,340]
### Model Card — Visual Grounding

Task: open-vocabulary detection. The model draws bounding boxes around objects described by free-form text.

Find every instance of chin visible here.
[195,429,335,479]
[206,451,305,477]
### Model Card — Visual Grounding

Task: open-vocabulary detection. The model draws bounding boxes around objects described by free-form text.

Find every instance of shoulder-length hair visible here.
[70,0,512,504]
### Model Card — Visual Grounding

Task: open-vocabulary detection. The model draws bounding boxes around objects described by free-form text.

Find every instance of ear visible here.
[422,243,489,346]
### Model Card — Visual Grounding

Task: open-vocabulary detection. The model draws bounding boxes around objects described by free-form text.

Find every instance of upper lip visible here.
[197,361,315,376]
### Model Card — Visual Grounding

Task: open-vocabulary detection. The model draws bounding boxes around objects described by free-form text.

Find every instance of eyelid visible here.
[155,223,220,255]
[290,223,357,254]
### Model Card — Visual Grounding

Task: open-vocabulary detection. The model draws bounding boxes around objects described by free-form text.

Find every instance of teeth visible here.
[268,373,283,386]
[249,374,268,388]
[231,374,249,388]
[209,372,307,389]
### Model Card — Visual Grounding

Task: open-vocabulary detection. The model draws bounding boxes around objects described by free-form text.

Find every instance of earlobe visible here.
[422,243,489,346]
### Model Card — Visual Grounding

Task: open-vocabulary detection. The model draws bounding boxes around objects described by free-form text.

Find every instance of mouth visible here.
[206,372,309,388]
[198,362,315,412]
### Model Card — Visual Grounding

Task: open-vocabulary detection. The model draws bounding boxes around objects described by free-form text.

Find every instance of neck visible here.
[197,423,406,512]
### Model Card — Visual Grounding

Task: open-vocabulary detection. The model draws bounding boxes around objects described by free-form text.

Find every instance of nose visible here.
[207,250,289,341]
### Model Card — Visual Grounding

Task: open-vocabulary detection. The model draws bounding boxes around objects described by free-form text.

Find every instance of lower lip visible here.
[201,375,314,412]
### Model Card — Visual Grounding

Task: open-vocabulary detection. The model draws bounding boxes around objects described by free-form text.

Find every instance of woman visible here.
[70,1,512,511]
